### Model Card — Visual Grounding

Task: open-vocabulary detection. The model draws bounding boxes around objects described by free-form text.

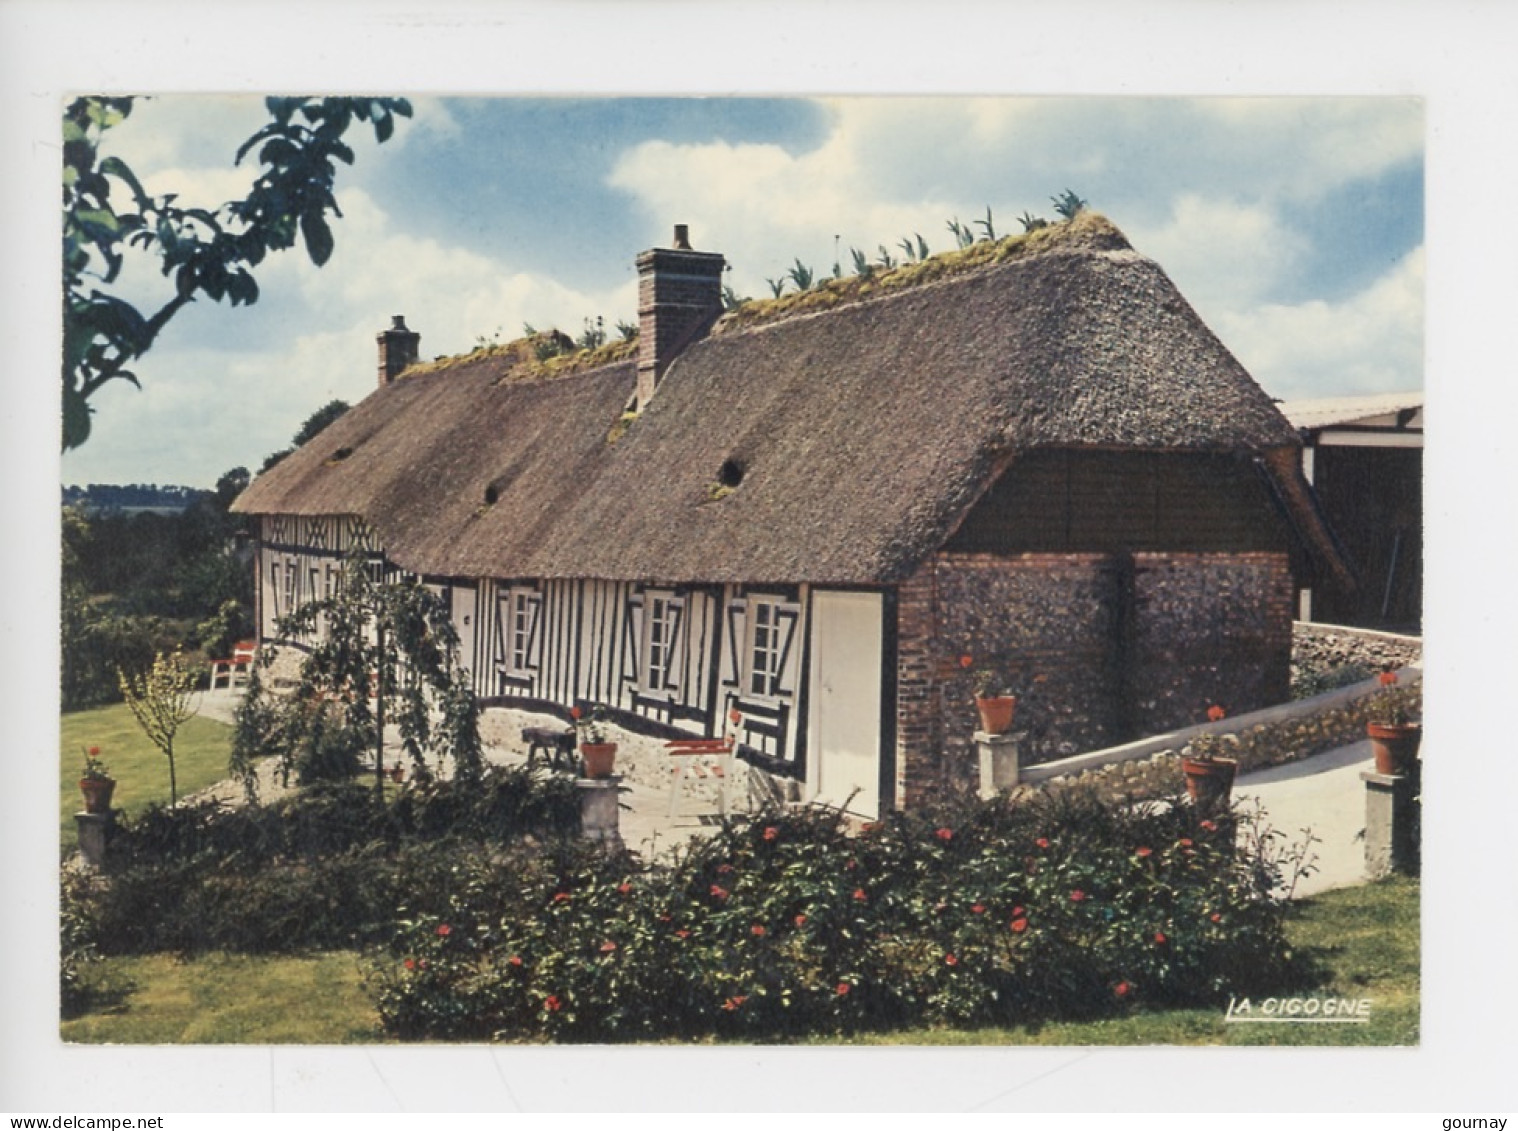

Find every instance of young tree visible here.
[118,650,202,803]
[63,96,410,449]
[240,555,483,799]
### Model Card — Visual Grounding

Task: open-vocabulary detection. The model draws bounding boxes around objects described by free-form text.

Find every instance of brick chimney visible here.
[377,315,420,387]
[635,225,725,410]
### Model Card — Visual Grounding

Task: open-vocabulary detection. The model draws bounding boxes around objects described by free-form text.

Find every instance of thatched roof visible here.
[236,213,1345,588]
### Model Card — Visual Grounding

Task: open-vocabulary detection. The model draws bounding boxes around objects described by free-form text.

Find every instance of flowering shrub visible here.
[366,788,1307,1041]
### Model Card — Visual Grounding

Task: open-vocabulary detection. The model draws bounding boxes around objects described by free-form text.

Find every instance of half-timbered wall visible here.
[255,514,387,641]
[252,514,813,778]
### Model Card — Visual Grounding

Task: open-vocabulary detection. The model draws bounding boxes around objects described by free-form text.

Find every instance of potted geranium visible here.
[1181,708,1237,810]
[78,746,116,814]
[1366,670,1421,776]
[971,665,1018,735]
[572,704,618,779]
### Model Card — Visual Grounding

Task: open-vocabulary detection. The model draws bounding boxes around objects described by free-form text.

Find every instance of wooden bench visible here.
[666,736,735,819]
[210,639,257,690]
[523,726,578,773]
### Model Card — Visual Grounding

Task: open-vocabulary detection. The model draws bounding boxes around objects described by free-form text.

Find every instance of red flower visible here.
[971,903,986,914]
[751,924,767,937]
[722,995,748,1012]
[1210,912,1222,923]
[617,882,633,895]
[959,654,974,669]
[1200,819,1218,832]
[1154,931,1168,945]
[944,953,958,967]
[1379,670,1398,687]
[836,982,851,996]
[676,928,691,939]
[657,912,671,922]
[403,957,415,971]
[508,955,523,967]
[710,884,729,900]
[1010,917,1029,933]
[1207,704,1226,722]
[544,995,562,1012]
[435,923,452,937]
[1012,906,1025,918]
[853,888,868,902]
[1178,838,1193,848]
[570,706,582,720]
[1136,846,1153,858]
[1035,837,1050,849]
[599,940,617,953]
[552,892,571,903]
[935,827,954,842]
[1069,889,1086,902]
[1114,981,1131,998]
[88,745,101,756]
[794,914,808,927]
[762,826,779,841]
[729,707,744,724]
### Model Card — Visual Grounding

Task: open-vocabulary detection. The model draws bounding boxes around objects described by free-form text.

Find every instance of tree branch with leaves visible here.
[62,95,411,449]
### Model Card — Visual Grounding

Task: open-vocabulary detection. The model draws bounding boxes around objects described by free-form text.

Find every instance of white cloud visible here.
[64,187,638,485]
[1128,194,1309,311]
[1214,246,1425,400]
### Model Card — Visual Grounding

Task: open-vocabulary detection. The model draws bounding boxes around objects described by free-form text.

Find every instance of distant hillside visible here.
[62,483,207,513]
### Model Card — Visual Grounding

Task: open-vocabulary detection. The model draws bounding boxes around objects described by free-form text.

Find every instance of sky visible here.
[61,94,1424,489]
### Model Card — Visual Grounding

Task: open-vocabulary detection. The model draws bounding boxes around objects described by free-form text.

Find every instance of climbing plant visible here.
[240,555,483,798]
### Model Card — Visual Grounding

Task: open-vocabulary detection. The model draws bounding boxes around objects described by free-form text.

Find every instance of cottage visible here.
[232,212,1349,817]
[1282,392,1422,632]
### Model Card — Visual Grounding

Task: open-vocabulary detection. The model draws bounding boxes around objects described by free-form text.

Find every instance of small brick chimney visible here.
[377,315,420,387]
[635,225,725,410]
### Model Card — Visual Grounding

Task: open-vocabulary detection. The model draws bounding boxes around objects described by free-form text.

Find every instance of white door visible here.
[809,590,883,818]
[450,585,478,681]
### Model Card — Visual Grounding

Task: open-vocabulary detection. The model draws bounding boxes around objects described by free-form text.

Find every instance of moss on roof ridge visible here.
[382,212,1125,379]
[399,332,637,383]
[714,211,1131,337]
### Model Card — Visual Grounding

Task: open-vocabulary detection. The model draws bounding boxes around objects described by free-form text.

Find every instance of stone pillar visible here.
[976,731,1021,800]
[75,811,116,871]
[1361,768,1420,880]
[577,777,624,848]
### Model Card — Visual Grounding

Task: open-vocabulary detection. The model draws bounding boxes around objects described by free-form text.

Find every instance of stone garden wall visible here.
[1020,664,1423,807]
[1291,622,1424,698]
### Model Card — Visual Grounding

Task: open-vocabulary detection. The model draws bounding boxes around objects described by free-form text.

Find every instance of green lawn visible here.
[833,876,1420,1046]
[61,877,1418,1045]
[61,951,383,1044]
[60,703,235,852]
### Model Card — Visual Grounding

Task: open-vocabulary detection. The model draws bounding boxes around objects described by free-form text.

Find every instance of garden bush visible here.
[77,767,580,956]
[364,788,1310,1042]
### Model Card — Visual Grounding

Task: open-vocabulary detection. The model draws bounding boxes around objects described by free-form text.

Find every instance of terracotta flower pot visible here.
[1367,722,1421,776]
[580,742,618,780]
[1181,757,1236,810]
[79,777,116,815]
[975,695,1017,735]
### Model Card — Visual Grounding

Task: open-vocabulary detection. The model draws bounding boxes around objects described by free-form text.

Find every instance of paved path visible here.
[1234,739,1380,898]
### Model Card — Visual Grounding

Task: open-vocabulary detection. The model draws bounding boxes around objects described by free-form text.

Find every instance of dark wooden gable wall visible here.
[945,448,1293,555]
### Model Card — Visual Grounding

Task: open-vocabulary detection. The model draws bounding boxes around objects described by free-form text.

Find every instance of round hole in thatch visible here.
[718,459,745,489]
